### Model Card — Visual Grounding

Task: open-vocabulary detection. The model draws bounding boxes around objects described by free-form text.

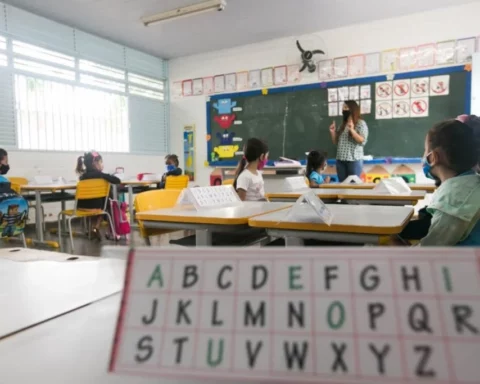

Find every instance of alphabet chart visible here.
[178,186,241,210]
[110,248,480,383]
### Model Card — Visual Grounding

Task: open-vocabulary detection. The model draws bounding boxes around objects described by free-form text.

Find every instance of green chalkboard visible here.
[207,67,469,165]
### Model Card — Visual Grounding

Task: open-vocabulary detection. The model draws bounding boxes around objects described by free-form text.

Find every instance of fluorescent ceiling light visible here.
[141,0,226,26]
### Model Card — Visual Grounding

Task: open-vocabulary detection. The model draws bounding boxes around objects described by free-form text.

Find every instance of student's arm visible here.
[419,211,471,246]
[166,168,182,177]
[349,120,368,145]
[236,189,247,201]
[329,121,338,145]
[101,172,121,185]
[235,173,249,201]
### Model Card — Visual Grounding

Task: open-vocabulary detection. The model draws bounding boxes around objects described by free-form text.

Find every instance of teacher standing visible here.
[329,100,369,182]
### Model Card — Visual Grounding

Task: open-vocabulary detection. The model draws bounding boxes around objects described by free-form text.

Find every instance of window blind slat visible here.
[126,48,166,79]
[5,5,74,53]
[0,3,6,32]
[129,96,168,154]
[75,30,125,68]
[0,69,16,147]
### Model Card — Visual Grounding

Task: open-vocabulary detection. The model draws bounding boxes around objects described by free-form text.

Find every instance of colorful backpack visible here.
[0,176,28,238]
[109,198,131,237]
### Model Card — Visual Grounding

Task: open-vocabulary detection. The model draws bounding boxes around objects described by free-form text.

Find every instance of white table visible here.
[0,255,125,338]
[249,204,414,245]
[136,202,292,246]
[338,189,426,206]
[266,188,351,202]
[0,293,251,384]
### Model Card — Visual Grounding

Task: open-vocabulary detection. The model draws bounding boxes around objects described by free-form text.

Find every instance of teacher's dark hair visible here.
[340,100,361,133]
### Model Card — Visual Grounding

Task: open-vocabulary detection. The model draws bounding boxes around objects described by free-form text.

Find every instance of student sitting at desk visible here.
[76,151,121,240]
[0,148,9,175]
[306,150,331,188]
[234,138,268,201]
[405,119,479,246]
[157,154,183,189]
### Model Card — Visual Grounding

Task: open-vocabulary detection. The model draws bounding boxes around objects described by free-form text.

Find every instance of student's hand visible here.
[329,121,336,133]
[325,176,331,183]
[346,118,355,132]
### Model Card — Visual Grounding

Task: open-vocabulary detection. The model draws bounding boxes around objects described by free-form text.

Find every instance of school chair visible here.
[8,177,46,232]
[222,179,234,186]
[134,189,182,246]
[165,175,189,190]
[57,179,115,253]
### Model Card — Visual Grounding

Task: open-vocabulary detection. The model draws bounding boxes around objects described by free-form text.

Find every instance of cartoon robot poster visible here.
[211,98,243,162]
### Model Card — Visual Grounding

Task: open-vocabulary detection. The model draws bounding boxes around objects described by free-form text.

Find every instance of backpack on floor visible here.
[0,176,29,238]
[109,198,131,236]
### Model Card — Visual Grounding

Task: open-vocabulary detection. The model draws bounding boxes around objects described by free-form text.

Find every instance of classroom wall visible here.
[169,2,480,186]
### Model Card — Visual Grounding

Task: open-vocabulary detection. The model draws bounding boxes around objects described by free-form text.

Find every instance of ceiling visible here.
[3,0,479,59]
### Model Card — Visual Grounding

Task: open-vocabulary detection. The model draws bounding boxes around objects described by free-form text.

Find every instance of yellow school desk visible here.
[338,190,426,206]
[249,205,414,245]
[266,188,350,202]
[136,202,292,246]
[320,183,436,193]
[21,183,77,244]
[0,252,125,339]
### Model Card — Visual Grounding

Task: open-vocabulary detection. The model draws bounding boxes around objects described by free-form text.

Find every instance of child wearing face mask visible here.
[0,149,9,175]
[157,154,183,189]
[306,150,331,188]
[234,138,269,201]
[75,151,121,240]
[417,119,480,246]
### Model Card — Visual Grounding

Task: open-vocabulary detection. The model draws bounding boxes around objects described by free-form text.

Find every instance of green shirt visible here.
[336,120,368,161]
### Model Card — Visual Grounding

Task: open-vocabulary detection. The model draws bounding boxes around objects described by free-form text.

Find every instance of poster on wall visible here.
[182,80,193,97]
[381,49,398,72]
[193,78,203,96]
[225,73,237,92]
[411,97,429,117]
[349,86,359,101]
[411,77,429,97]
[455,37,476,64]
[417,44,435,68]
[328,88,338,103]
[348,54,365,77]
[398,47,417,71]
[393,100,410,118]
[287,64,300,83]
[333,57,348,78]
[376,101,393,119]
[214,75,225,93]
[393,79,411,100]
[376,81,393,100]
[337,86,349,102]
[203,77,214,95]
[173,81,183,98]
[360,99,372,115]
[236,71,248,91]
[318,60,333,81]
[183,125,195,182]
[365,52,381,75]
[430,75,450,96]
[360,85,371,100]
[328,102,338,117]
[436,40,455,65]
[248,69,261,88]
[261,67,274,87]
[274,66,287,85]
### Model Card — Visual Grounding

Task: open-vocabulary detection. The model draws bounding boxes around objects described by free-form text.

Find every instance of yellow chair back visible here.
[75,179,110,202]
[222,179,234,186]
[165,175,189,190]
[135,189,182,213]
[8,177,28,194]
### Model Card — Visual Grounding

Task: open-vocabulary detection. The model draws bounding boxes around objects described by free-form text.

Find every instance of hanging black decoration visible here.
[296,40,325,73]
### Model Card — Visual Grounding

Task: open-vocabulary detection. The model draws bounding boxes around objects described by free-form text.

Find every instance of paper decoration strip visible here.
[381,49,398,72]
[365,52,381,75]
[173,81,183,98]
[318,60,333,81]
[236,71,248,91]
[417,44,436,68]
[436,40,456,65]
[261,67,274,87]
[249,69,261,89]
[225,73,237,92]
[110,247,480,383]
[333,56,348,78]
[455,37,476,64]
[274,66,287,85]
[203,77,214,95]
[182,79,193,97]
[193,78,203,96]
[399,47,417,71]
[213,75,225,93]
[287,65,301,83]
[348,54,365,77]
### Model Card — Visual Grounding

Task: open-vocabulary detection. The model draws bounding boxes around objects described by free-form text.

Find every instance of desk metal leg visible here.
[112,185,118,201]
[61,199,66,232]
[35,190,44,242]
[285,237,304,247]
[128,185,135,227]
[196,230,212,246]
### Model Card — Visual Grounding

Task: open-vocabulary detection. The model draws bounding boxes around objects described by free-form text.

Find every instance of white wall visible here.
[170,2,480,186]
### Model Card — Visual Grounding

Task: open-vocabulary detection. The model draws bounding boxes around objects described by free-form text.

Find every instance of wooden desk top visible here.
[249,204,414,235]
[266,188,350,200]
[120,179,162,186]
[21,183,77,192]
[320,183,436,192]
[136,202,292,225]
[0,256,125,338]
[338,189,426,201]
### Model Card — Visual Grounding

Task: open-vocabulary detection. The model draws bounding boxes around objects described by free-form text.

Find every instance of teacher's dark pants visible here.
[336,160,363,182]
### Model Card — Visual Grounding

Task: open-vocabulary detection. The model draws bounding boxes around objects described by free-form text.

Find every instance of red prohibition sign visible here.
[376,83,392,98]
[411,99,427,115]
[394,82,409,96]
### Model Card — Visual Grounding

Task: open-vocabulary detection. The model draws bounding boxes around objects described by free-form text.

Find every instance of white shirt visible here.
[236,169,265,201]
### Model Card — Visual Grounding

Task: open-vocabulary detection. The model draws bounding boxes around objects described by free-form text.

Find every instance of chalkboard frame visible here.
[206,65,471,167]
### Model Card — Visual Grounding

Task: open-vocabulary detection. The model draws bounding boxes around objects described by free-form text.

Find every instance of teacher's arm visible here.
[329,121,338,145]
[348,119,368,145]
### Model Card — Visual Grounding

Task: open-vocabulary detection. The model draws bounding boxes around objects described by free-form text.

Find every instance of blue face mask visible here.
[166,164,175,172]
[422,152,434,180]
